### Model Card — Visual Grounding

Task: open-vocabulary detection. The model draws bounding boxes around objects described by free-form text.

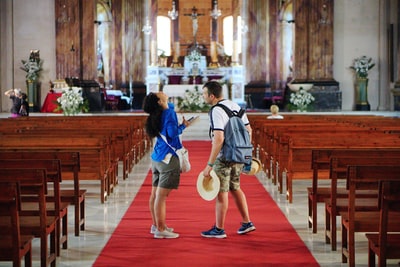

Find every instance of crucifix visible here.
[184,6,204,43]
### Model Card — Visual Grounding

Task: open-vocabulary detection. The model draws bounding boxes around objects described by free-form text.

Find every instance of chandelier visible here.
[168,1,179,20]
[210,0,221,20]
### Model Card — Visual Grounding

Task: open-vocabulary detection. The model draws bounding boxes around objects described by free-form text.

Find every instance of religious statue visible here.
[185,6,204,41]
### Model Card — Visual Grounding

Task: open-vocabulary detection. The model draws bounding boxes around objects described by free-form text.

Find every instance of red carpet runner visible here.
[94,141,319,267]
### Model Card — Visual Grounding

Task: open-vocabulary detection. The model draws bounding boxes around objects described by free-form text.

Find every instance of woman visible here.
[143,91,191,239]
[4,88,25,118]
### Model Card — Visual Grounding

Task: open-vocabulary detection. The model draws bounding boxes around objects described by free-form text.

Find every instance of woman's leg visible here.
[154,187,172,231]
[149,186,157,226]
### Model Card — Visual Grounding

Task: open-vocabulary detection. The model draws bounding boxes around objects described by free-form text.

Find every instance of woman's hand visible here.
[182,116,192,128]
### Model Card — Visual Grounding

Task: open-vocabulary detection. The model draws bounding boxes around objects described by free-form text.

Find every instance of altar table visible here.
[162,84,228,99]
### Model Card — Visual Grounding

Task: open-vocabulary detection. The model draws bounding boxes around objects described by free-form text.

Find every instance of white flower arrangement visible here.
[177,86,209,112]
[289,88,315,112]
[55,87,89,116]
[350,55,375,79]
[187,50,201,62]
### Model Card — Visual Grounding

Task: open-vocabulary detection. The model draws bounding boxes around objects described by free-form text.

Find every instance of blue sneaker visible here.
[201,225,227,238]
[237,222,256,234]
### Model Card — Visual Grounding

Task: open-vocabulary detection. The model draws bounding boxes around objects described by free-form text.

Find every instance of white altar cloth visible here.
[162,84,228,99]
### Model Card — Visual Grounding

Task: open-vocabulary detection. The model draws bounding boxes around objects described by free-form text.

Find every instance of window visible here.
[223,16,242,56]
[157,16,171,56]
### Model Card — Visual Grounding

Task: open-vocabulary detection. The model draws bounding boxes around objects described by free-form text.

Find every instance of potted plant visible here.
[350,55,375,111]
[287,87,315,112]
[20,50,43,111]
[54,87,89,116]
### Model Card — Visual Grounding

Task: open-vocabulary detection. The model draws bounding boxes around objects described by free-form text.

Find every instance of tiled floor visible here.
[1,111,399,266]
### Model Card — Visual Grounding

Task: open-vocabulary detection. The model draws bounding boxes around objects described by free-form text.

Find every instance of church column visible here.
[171,0,181,67]
[377,0,390,110]
[142,1,151,70]
[150,0,157,66]
[393,2,400,90]
[209,0,220,68]
[144,0,159,94]
[231,0,240,66]
[392,0,400,110]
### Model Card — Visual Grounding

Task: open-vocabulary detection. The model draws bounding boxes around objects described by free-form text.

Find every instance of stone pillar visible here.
[293,0,334,82]
[171,0,181,67]
[150,0,157,66]
[209,0,219,67]
[231,0,240,66]
[377,0,390,110]
[394,0,400,89]
[392,0,400,110]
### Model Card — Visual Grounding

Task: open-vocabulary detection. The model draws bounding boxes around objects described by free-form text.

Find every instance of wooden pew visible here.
[0,115,150,203]
[0,151,85,237]
[308,149,400,234]
[0,159,69,256]
[272,128,371,188]
[340,165,400,267]
[0,136,110,203]
[1,127,119,194]
[365,180,400,267]
[325,156,400,251]
[0,169,57,267]
[283,134,400,203]
[0,114,150,181]
[0,182,34,267]
[248,114,400,182]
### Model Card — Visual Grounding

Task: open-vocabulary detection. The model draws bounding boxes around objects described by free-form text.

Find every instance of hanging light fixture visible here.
[210,0,221,20]
[168,1,179,20]
[142,17,152,35]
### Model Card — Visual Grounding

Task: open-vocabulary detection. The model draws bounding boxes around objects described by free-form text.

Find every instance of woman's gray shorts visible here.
[151,155,180,189]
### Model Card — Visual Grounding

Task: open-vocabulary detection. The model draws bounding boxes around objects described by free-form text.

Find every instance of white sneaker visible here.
[150,225,174,234]
[154,229,179,239]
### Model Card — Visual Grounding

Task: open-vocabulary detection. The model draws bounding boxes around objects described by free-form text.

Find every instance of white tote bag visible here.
[159,134,191,173]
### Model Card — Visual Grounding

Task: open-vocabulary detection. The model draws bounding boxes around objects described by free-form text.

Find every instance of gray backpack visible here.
[210,103,253,164]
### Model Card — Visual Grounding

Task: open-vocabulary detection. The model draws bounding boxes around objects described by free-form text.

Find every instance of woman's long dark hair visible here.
[143,93,163,138]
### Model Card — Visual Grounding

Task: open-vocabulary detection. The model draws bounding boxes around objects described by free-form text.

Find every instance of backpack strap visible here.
[208,103,246,138]
[214,103,245,118]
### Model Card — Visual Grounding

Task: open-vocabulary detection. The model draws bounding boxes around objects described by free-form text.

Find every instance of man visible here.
[200,81,256,238]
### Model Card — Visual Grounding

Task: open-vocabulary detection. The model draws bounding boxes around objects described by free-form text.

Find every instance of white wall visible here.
[333,0,386,111]
[1,0,55,112]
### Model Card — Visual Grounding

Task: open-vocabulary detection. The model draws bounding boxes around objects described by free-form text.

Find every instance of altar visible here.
[162,84,229,99]
[147,65,246,106]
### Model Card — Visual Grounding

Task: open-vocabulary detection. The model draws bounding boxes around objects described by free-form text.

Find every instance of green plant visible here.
[158,49,167,58]
[350,55,375,79]
[54,87,89,116]
[20,58,43,81]
[187,50,201,62]
[177,86,210,112]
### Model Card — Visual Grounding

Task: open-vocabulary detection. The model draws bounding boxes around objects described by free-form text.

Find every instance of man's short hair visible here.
[203,81,222,98]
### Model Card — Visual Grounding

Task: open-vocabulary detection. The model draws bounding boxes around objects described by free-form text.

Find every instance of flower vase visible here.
[26,79,38,112]
[355,77,370,111]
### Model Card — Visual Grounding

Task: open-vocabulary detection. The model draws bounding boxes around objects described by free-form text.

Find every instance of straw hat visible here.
[242,158,262,175]
[196,169,220,201]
